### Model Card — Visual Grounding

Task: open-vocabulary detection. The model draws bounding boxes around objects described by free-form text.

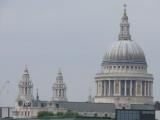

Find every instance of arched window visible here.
[132,81,136,96]
[25,87,27,95]
[126,81,130,96]
[56,103,59,108]
[110,81,114,96]
[25,111,27,116]
[59,89,61,97]
[121,80,125,96]
[142,81,145,96]
[28,111,30,117]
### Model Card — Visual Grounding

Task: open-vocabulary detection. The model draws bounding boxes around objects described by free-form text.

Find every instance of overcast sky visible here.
[0,0,160,106]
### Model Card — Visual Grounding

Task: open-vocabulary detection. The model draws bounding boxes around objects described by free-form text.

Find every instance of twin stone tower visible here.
[16,66,67,108]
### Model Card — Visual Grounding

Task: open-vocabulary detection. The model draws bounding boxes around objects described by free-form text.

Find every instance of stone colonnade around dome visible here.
[95,79,153,97]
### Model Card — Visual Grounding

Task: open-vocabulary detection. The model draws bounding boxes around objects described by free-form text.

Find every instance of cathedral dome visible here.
[102,5,146,65]
[103,40,146,64]
[95,5,153,106]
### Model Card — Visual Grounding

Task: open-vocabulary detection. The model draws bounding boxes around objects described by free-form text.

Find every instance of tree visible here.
[37,111,54,118]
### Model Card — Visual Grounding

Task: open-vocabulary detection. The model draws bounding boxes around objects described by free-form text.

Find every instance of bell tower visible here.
[16,65,34,107]
[52,69,67,101]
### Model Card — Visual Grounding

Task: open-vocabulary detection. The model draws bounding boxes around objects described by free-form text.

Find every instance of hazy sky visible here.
[0,0,160,106]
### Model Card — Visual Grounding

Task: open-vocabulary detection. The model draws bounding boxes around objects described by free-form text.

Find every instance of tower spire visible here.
[123,4,127,17]
[56,69,63,83]
[119,4,131,40]
[36,88,39,101]
[24,64,29,74]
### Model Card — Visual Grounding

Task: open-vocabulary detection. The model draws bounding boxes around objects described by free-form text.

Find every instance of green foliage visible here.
[56,112,64,116]
[37,111,54,118]
[37,111,80,118]
[64,111,80,117]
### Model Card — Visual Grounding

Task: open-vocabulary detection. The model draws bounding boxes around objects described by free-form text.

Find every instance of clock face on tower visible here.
[18,100,23,107]
[24,99,31,107]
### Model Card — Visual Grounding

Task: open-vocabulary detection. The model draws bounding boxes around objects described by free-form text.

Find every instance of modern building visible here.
[94,5,153,108]
[116,109,155,120]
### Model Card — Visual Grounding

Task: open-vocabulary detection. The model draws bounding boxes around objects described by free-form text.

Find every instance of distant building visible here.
[12,5,155,119]
[94,4,153,108]
[156,110,160,120]
[155,101,160,120]
[116,109,155,120]
[0,107,13,118]
[155,101,160,110]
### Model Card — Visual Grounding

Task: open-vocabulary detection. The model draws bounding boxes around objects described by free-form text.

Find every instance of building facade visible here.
[116,109,155,120]
[94,5,153,107]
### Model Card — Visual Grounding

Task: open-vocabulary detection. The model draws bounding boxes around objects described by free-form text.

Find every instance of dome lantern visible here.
[119,4,131,41]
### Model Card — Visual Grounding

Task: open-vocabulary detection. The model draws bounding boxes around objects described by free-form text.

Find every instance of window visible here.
[146,81,149,96]
[59,89,61,97]
[28,111,30,117]
[126,81,130,96]
[41,103,44,107]
[142,81,145,96]
[116,110,155,120]
[25,87,27,94]
[149,82,152,96]
[56,103,59,108]
[110,81,114,96]
[121,80,125,96]
[132,81,136,96]
[25,111,27,116]
[106,81,109,96]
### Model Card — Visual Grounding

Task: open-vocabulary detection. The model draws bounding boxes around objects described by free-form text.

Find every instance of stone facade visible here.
[94,5,153,107]
[13,65,34,118]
